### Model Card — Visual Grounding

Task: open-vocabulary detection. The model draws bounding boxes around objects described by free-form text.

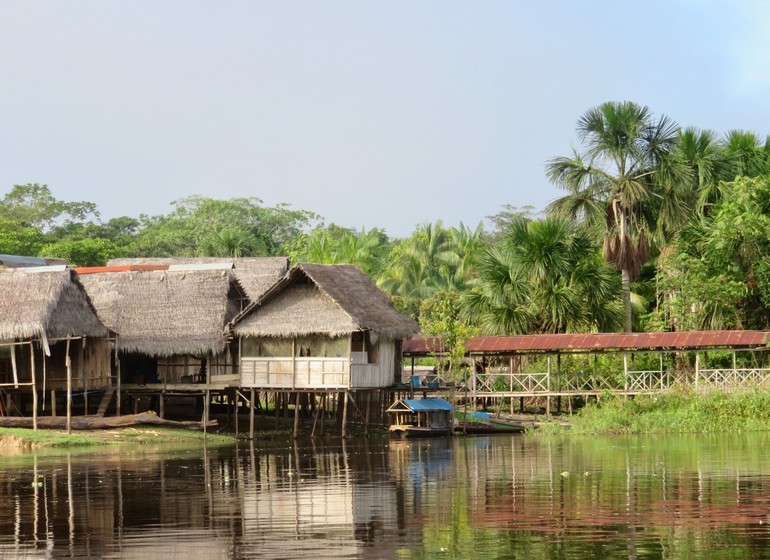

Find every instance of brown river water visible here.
[2,432,770,559]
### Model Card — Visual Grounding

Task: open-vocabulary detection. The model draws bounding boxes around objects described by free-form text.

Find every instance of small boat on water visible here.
[387,398,453,438]
[454,411,526,434]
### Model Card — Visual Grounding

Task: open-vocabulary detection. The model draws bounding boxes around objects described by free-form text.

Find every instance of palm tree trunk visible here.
[622,268,632,332]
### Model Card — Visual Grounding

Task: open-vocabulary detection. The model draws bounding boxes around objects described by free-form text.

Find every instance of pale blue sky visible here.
[1,1,768,237]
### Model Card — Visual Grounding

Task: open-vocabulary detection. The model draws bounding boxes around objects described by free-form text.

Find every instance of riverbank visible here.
[0,425,235,451]
[538,388,770,435]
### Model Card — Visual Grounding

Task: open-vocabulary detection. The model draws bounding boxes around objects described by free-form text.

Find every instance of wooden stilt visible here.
[293,392,300,438]
[341,391,349,438]
[65,339,72,435]
[203,389,210,438]
[31,345,37,431]
[249,388,255,440]
[235,390,240,439]
[51,390,56,417]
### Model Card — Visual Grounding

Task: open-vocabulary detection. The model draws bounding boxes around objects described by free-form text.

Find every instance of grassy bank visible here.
[0,426,235,451]
[541,388,770,435]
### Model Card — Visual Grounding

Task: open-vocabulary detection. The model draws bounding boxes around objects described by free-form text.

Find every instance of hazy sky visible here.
[1,1,769,237]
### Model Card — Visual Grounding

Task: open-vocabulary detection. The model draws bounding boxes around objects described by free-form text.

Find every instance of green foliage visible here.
[287,224,390,277]
[131,196,319,257]
[651,175,770,330]
[561,389,770,435]
[419,292,479,381]
[39,237,119,267]
[378,220,485,319]
[462,216,624,334]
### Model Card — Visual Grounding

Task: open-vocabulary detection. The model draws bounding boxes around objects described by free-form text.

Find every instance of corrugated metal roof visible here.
[403,331,770,355]
[402,398,453,411]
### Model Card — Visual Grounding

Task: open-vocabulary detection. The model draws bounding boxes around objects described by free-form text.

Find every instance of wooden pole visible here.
[235,389,240,439]
[293,392,300,438]
[249,388,255,440]
[341,391,349,438]
[65,339,72,434]
[203,389,210,438]
[10,344,18,388]
[31,344,37,431]
[116,341,121,417]
[81,339,87,414]
[695,352,700,391]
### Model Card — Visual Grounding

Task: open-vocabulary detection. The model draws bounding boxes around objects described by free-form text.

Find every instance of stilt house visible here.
[230,263,420,391]
[78,264,254,389]
[0,268,113,420]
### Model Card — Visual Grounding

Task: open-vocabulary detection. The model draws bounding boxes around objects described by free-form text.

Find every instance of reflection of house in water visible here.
[237,441,402,556]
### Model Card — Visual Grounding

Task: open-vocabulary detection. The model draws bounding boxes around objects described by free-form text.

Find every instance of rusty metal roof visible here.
[402,331,770,355]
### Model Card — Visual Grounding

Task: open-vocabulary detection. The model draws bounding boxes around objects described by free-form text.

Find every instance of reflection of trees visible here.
[409,435,770,559]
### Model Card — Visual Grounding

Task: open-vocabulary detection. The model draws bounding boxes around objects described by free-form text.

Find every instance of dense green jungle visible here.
[3,100,770,346]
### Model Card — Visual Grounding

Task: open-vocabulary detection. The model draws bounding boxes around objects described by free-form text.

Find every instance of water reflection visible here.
[2,434,770,558]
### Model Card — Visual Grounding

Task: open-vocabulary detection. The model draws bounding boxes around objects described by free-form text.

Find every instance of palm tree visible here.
[677,127,733,214]
[462,217,623,334]
[546,101,689,332]
[377,221,484,317]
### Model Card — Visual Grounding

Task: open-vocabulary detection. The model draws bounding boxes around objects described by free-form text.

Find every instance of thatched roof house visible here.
[0,269,109,344]
[231,264,419,391]
[108,257,289,302]
[78,267,246,357]
[0,269,113,397]
[231,263,419,339]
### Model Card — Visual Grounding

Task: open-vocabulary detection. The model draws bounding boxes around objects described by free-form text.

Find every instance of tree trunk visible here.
[622,267,632,332]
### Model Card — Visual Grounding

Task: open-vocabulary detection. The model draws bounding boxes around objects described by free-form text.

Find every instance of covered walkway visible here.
[403,331,770,412]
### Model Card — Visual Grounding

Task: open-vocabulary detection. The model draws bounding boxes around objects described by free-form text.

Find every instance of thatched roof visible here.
[231,264,420,339]
[0,269,109,342]
[79,269,245,357]
[108,257,289,301]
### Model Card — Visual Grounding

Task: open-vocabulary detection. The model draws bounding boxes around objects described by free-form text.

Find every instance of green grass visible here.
[542,388,770,435]
[0,425,235,450]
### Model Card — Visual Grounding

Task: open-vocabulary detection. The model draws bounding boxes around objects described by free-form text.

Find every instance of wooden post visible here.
[341,391,349,438]
[364,390,371,436]
[66,339,72,435]
[51,389,56,417]
[203,389,210,437]
[249,388,255,440]
[293,392,300,438]
[116,343,121,417]
[623,353,629,395]
[10,344,18,388]
[695,352,700,391]
[31,344,37,431]
[81,339,87,414]
[159,391,165,419]
[235,390,240,439]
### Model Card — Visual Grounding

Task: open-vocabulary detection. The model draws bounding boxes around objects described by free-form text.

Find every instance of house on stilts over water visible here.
[228,263,420,437]
[77,260,286,419]
[0,268,114,428]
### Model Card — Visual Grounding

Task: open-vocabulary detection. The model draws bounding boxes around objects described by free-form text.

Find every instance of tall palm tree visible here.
[546,101,689,332]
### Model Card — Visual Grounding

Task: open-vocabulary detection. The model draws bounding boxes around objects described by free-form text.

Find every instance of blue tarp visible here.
[402,398,453,412]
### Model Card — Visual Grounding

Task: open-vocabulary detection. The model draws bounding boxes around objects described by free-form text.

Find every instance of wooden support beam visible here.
[249,388,255,440]
[31,344,37,431]
[293,392,300,438]
[341,391,349,438]
[66,339,72,434]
